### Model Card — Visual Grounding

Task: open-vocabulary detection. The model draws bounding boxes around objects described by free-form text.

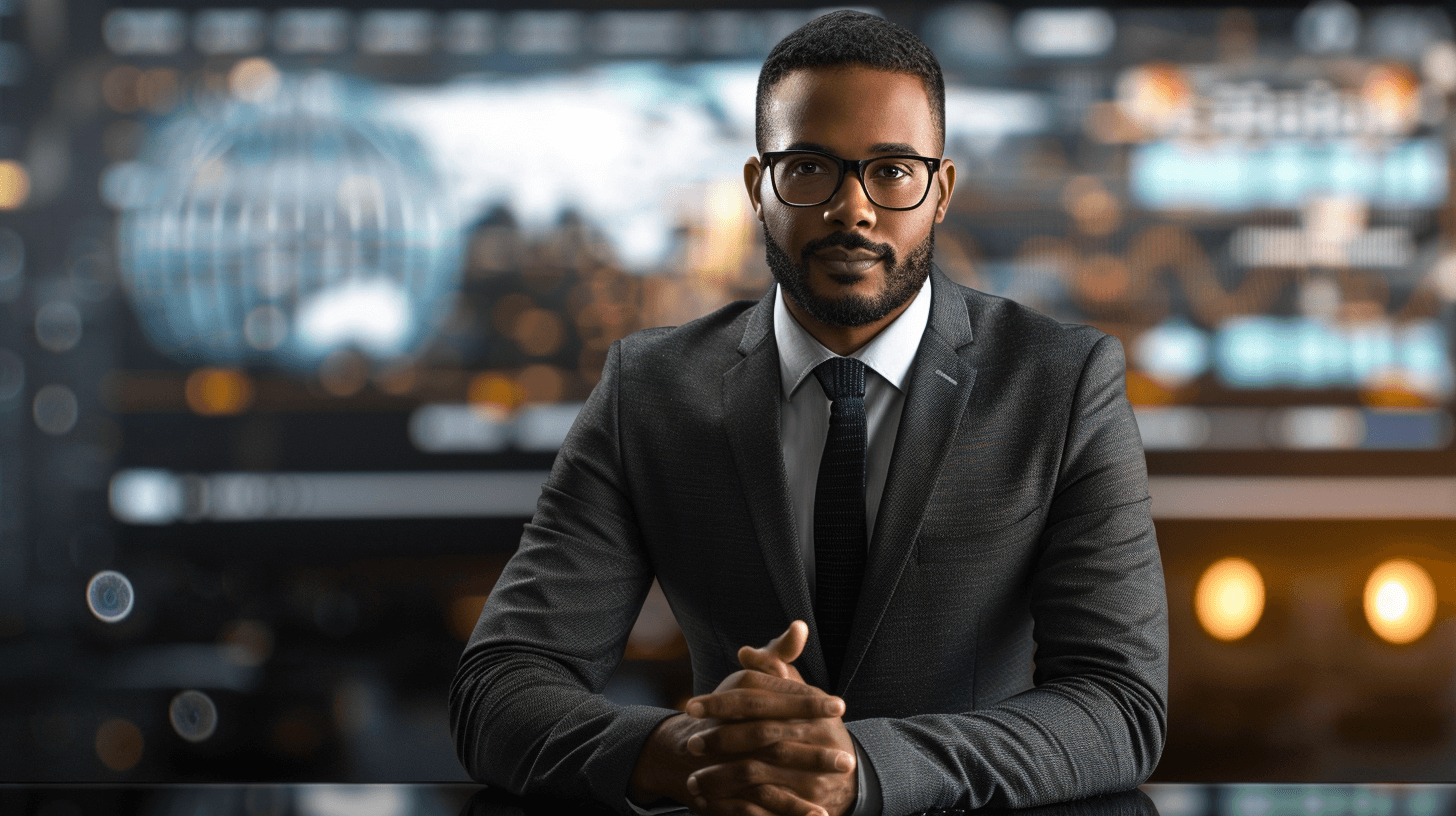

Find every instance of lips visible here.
[812,248,883,275]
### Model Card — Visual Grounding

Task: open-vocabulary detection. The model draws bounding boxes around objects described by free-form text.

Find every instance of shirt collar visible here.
[773,273,932,400]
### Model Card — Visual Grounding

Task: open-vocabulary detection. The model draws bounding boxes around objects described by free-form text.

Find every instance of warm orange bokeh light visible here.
[0,160,30,210]
[1363,558,1436,645]
[184,367,254,415]
[1362,64,1420,132]
[468,372,524,418]
[229,57,281,103]
[95,718,144,772]
[1117,62,1191,134]
[447,594,489,642]
[1195,557,1265,642]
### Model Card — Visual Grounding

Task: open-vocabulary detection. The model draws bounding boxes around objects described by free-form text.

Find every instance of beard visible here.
[764,225,934,328]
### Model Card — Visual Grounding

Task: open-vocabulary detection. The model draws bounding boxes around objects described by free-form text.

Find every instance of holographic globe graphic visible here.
[115,72,462,367]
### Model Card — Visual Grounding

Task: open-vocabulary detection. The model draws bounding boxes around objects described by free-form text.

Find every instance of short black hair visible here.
[755,10,946,154]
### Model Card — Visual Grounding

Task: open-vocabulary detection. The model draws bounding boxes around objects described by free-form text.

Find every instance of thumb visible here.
[770,620,808,664]
[738,620,808,678]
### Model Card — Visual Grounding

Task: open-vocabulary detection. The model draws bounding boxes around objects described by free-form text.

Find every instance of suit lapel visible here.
[839,269,978,694]
[721,289,829,688]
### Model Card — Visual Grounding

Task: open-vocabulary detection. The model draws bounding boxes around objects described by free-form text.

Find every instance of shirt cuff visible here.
[849,732,883,816]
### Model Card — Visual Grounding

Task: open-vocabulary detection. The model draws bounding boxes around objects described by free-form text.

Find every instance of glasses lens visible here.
[863,157,932,209]
[772,153,841,205]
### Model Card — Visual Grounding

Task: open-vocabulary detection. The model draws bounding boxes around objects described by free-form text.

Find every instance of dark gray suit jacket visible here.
[450,268,1168,814]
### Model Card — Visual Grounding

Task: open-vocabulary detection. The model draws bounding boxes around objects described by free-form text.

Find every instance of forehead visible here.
[762,66,936,156]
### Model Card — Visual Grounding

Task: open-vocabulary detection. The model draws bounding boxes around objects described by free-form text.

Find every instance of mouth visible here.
[811,250,884,276]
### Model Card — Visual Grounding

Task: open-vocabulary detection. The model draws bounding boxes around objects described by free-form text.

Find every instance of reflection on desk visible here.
[0,784,1449,816]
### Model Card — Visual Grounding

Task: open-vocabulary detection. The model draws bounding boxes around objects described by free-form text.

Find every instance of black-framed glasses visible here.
[762,149,942,211]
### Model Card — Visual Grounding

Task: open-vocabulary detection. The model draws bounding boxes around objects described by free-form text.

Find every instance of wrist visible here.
[628,712,696,805]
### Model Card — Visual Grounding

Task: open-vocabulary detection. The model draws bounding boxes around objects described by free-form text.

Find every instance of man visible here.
[450,11,1167,816]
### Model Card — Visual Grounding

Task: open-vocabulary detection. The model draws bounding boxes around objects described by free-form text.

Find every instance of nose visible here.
[822,167,876,230]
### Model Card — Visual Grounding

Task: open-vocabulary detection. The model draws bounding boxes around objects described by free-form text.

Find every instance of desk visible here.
[0,784,1448,816]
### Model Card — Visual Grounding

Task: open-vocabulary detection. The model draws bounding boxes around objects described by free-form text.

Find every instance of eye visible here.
[791,160,825,175]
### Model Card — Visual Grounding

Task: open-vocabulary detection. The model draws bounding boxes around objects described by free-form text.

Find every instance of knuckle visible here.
[751,784,790,808]
[713,723,743,749]
[735,800,766,816]
[740,723,771,750]
[740,759,768,783]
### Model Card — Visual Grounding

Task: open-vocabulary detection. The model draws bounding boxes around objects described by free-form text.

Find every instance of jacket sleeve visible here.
[845,333,1168,815]
[448,339,677,810]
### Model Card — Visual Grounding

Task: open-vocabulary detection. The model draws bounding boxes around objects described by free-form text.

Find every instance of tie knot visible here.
[813,357,866,402]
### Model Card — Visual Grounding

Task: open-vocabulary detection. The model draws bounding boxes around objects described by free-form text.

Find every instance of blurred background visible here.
[0,0,1454,784]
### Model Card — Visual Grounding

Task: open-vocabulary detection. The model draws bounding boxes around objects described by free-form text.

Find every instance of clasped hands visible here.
[628,620,858,816]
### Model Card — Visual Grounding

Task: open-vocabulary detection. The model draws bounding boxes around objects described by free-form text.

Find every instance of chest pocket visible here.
[914,506,1045,564]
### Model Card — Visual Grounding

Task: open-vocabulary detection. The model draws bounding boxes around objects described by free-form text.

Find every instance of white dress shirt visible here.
[773,273,930,816]
[775,274,932,598]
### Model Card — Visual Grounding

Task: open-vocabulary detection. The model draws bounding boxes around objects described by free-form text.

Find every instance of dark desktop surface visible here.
[0,784,1449,816]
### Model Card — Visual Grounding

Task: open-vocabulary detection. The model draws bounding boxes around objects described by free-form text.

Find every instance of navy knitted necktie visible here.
[812,356,868,689]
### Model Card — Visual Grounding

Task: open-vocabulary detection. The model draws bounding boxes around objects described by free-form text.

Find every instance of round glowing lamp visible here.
[1363,559,1436,645]
[1195,557,1265,641]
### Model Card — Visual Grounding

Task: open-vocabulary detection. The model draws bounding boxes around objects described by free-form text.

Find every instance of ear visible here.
[933,158,956,224]
[743,155,765,222]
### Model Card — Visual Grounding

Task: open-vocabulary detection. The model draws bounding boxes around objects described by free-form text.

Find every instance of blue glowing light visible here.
[1214,316,1452,393]
[1135,320,1210,386]
[1130,139,1447,211]
[115,72,461,367]
[87,570,135,623]
[169,689,219,742]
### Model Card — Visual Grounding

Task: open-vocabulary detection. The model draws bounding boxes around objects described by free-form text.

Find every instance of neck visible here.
[781,289,920,357]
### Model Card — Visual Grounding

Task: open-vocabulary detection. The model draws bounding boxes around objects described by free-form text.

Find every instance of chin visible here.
[764,224,931,328]
[824,272,871,287]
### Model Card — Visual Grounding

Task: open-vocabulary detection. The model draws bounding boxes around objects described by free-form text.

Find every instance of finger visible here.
[689,719,815,755]
[750,783,830,816]
[698,785,829,816]
[687,689,845,721]
[689,731,855,773]
[770,621,809,664]
[737,621,808,679]
[754,740,856,774]
[689,759,790,800]
[689,759,841,812]
[738,643,793,679]
[723,670,822,696]
[693,793,777,816]
[693,790,824,816]
[717,669,815,695]
[691,720,854,772]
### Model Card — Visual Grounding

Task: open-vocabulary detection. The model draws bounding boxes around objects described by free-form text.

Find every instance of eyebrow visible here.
[782,141,924,156]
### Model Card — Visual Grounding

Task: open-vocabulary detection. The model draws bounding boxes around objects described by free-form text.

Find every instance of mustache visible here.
[799,232,896,265]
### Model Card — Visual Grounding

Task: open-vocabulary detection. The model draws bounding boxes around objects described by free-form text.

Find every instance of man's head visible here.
[754,11,946,156]
[745,11,955,335]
